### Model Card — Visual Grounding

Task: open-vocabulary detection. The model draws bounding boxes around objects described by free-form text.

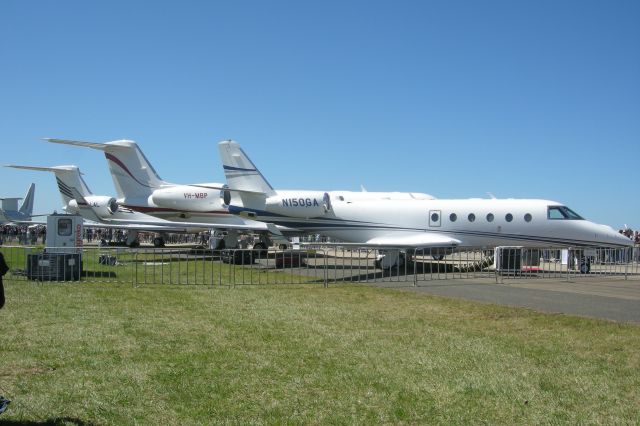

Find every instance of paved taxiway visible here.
[379,277,640,324]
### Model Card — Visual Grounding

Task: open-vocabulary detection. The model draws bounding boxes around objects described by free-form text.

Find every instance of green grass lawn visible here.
[0,280,638,425]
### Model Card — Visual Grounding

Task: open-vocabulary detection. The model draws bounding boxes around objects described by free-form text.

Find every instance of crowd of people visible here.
[619,228,640,245]
[0,224,46,245]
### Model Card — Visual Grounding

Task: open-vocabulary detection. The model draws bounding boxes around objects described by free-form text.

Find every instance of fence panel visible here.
[2,245,638,286]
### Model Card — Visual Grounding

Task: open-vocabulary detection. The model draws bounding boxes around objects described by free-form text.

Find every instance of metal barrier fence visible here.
[1,245,639,287]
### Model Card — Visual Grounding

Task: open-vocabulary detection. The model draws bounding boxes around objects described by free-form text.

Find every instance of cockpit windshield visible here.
[547,206,584,220]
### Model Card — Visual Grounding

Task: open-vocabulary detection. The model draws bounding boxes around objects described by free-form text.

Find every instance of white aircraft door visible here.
[429,210,441,227]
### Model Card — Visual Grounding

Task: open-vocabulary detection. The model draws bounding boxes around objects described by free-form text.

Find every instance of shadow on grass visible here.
[307,260,496,283]
[81,271,116,279]
[0,417,95,426]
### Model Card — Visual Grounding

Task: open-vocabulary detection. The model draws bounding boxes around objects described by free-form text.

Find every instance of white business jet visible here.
[44,138,436,249]
[5,165,270,247]
[218,140,632,267]
[44,138,275,222]
[0,183,36,224]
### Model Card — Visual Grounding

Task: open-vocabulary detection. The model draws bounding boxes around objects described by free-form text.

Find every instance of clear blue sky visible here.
[1,0,638,229]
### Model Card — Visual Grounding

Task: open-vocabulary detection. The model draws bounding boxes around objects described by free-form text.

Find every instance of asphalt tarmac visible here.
[379,277,640,324]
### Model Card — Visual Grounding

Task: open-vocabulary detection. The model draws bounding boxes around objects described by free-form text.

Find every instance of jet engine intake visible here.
[68,195,119,218]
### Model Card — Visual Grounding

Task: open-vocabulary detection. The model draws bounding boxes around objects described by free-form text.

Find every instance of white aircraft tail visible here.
[18,183,35,216]
[218,140,276,209]
[6,165,92,207]
[45,138,169,200]
[218,141,276,196]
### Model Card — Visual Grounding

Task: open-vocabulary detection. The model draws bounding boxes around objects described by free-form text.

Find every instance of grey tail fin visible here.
[18,183,35,215]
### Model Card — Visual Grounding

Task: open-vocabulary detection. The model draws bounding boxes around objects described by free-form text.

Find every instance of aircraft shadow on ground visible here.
[304,260,494,282]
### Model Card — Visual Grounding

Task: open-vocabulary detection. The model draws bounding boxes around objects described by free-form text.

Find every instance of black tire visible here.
[252,242,268,257]
[153,237,165,248]
[579,258,591,274]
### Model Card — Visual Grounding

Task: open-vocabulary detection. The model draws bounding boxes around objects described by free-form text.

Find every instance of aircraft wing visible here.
[4,219,48,225]
[310,233,461,249]
[80,220,206,233]
[92,217,269,231]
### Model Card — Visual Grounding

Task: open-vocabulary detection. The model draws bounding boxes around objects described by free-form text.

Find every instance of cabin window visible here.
[505,213,513,222]
[449,213,457,222]
[431,212,439,222]
[524,213,532,222]
[468,213,476,222]
[486,213,494,222]
[547,206,584,220]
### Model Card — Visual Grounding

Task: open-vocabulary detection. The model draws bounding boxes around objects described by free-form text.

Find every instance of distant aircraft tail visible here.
[18,183,35,216]
[217,140,276,210]
[45,138,169,200]
[5,165,93,207]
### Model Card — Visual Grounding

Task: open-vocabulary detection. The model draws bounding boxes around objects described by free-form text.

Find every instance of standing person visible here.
[0,251,8,309]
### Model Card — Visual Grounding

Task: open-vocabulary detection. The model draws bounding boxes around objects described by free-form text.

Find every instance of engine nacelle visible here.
[150,185,224,212]
[68,196,118,218]
[265,191,331,218]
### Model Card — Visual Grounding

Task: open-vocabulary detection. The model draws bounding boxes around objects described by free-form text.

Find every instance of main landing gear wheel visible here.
[579,258,591,274]
[153,237,165,248]
[252,242,268,256]
[374,252,406,270]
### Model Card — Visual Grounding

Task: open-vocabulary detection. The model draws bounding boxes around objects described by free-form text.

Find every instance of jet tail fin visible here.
[218,141,277,197]
[218,140,276,210]
[5,165,93,207]
[18,183,35,216]
[45,138,168,200]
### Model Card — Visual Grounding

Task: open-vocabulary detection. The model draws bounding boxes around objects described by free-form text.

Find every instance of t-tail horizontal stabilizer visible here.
[45,137,168,200]
[44,138,112,151]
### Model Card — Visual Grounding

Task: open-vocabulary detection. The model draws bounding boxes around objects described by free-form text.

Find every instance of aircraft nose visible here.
[604,226,634,247]
[615,232,634,247]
